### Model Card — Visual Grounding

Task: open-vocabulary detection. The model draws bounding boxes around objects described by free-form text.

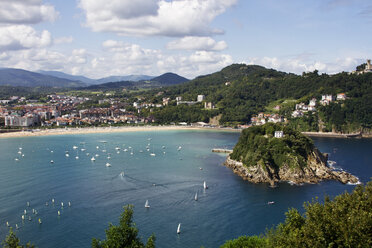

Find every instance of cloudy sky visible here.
[0,0,371,79]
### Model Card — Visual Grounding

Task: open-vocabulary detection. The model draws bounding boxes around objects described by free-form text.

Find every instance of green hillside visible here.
[142,64,371,132]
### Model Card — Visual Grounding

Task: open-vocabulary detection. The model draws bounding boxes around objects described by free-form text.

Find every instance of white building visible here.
[274,131,284,138]
[197,95,205,102]
[309,98,317,107]
[337,93,346,101]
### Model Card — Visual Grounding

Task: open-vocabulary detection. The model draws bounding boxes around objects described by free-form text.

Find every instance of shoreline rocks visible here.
[224,149,359,186]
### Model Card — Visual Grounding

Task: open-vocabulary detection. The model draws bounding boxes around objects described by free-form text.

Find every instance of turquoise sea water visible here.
[0,130,371,248]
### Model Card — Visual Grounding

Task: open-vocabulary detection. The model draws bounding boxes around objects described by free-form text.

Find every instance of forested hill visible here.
[144,64,371,133]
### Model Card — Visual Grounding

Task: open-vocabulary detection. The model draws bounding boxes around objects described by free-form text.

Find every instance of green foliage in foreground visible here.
[1,228,34,248]
[221,181,372,248]
[92,205,155,248]
[230,123,315,169]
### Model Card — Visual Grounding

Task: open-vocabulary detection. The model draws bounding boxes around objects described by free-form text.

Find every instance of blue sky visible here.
[0,0,371,79]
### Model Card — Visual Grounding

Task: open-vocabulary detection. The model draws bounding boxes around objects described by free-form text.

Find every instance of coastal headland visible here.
[224,123,360,186]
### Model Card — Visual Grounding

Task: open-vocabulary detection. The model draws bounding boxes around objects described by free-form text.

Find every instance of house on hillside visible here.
[337,93,346,101]
[274,131,284,138]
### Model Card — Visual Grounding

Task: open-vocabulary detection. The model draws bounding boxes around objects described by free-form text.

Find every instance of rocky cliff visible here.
[224,148,359,186]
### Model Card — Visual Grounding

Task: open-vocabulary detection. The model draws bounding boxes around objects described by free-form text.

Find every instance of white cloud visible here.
[0,25,52,51]
[0,0,58,24]
[54,36,74,45]
[244,56,362,74]
[79,0,237,37]
[166,36,227,51]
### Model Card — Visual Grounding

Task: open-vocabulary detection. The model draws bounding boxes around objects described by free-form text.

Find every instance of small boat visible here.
[61,202,64,207]
[57,211,60,216]
[27,201,30,207]
[107,156,111,159]
[52,198,55,204]
[22,215,25,220]
[194,192,198,201]
[268,201,275,205]
[115,147,120,150]
[18,151,22,154]
[21,154,25,157]
[95,154,99,157]
[19,147,22,150]
[50,150,53,153]
[24,209,27,214]
[120,171,125,177]
[73,146,78,149]
[177,223,181,234]
[96,146,99,149]
[68,202,71,207]
[106,162,111,167]
[81,148,86,152]
[50,160,54,164]
[38,218,42,224]
[32,209,35,214]
[65,154,70,157]
[203,181,208,189]
[102,150,107,153]
[91,157,96,161]
[150,153,156,157]
[45,202,48,206]
[6,221,9,227]
[145,200,150,208]
[75,156,79,159]
[162,146,166,149]
[15,158,19,161]
[16,224,19,229]
[28,216,31,221]
[177,146,182,151]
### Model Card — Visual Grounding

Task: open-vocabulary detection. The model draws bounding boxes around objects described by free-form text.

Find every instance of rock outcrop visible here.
[224,148,359,186]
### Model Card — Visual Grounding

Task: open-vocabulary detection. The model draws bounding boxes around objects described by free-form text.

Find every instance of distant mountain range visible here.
[0,68,188,88]
[0,68,86,88]
[38,71,154,85]
[85,72,189,90]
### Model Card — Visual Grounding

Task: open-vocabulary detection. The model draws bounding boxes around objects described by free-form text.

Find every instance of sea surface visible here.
[0,130,371,248]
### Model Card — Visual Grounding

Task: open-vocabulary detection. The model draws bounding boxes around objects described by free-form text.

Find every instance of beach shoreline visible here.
[0,125,241,139]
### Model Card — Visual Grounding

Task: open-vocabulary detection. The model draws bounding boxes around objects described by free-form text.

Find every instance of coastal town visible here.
[0,91,347,130]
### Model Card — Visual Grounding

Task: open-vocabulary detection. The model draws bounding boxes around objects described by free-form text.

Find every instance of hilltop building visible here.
[365,59,372,73]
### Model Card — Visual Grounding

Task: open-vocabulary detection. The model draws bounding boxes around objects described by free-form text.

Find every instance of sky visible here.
[0,0,371,79]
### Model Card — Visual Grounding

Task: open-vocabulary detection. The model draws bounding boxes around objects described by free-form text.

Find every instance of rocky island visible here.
[225,123,359,186]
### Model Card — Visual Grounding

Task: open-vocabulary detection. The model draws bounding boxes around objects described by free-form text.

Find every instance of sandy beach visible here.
[0,126,241,139]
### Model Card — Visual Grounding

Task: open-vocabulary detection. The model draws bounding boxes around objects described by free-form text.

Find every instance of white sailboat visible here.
[177,223,181,234]
[194,192,198,201]
[203,181,208,189]
[145,200,150,208]
[106,162,111,167]
[91,157,96,161]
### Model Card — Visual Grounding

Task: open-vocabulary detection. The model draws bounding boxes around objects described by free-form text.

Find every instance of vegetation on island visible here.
[220,180,372,248]
[230,123,315,169]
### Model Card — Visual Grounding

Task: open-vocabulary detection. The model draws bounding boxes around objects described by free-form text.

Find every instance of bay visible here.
[0,130,371,248]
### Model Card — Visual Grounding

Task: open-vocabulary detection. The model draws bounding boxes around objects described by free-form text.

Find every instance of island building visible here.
[197,95,205,102]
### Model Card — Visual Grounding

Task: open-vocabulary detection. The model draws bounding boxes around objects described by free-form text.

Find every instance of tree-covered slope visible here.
[220,180,372,248]
[230,123,314,169]
[144,64,371,131]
